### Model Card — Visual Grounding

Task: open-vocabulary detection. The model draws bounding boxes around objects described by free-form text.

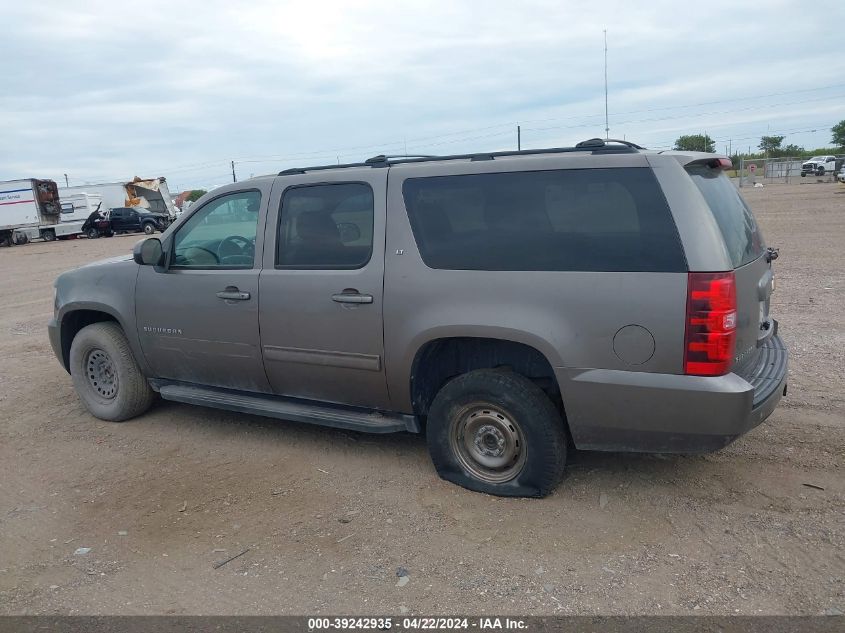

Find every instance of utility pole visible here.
[63,173,69,187]
[603,29,609,140]
[231,161,237,183]
[517,125,521,151]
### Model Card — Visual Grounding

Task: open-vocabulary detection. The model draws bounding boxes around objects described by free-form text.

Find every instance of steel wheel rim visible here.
[85,348,118,399]
[449,403,526,484]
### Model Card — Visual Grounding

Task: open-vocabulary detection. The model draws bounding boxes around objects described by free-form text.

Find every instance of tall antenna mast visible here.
[603,29,609,139]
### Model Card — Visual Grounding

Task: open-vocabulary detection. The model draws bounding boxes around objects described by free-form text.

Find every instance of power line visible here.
[145,82,845,176]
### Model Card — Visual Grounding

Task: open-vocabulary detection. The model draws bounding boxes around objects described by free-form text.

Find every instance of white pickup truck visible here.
[801,155,837,177]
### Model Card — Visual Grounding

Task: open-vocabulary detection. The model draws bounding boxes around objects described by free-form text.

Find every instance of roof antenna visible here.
[603,29,609,140]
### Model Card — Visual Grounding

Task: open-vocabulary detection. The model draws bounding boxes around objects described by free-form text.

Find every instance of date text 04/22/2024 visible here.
[307,617,528,630]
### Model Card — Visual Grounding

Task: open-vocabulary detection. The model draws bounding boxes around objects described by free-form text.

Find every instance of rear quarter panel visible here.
[383,155,689,413]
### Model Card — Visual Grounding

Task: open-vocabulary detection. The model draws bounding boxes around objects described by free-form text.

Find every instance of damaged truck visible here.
[59,177,178,221]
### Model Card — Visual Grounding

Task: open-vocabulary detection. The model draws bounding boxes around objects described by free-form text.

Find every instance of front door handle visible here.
[216,286,251,301]
[332,291,373,304]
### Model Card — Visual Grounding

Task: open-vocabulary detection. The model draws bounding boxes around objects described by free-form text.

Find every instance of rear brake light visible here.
[684,272,737,376]
[708,158,733,170]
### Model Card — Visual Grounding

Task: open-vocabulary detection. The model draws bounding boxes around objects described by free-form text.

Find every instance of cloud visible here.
[1,0,843,189]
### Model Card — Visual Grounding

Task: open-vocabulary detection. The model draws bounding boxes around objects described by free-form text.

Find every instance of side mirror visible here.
[133,237,164,266]
[337,222,361,243]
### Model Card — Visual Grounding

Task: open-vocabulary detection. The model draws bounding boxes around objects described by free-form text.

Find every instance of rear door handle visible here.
[216,286,251,301]
[332,292,373,304]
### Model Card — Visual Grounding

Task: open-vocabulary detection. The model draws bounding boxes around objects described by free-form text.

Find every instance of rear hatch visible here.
[685,164,774,377]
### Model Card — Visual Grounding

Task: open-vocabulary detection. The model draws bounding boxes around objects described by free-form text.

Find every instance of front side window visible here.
[172,190,261,268]
[402,168,685,272]
[276,183,374,269]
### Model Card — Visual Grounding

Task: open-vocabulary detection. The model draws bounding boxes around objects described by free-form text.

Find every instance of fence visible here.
[738,156,844,187]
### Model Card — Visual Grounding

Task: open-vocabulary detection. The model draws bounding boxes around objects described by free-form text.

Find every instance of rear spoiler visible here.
[658,151,732,169]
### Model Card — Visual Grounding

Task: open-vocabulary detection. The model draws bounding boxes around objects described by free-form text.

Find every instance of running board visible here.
[156,383,419,434]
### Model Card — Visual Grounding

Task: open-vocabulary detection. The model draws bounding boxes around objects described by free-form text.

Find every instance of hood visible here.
[80,254,134,268]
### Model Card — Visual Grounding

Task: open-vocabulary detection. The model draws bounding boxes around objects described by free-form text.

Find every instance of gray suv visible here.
[48,138,788,497]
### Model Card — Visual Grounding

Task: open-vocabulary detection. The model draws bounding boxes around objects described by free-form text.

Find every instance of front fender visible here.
[53,259,148,376]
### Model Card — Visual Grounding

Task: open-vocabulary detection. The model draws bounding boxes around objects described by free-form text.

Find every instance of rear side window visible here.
[402,167,685,272]
[277,183,374,269]
[686,166,765,268]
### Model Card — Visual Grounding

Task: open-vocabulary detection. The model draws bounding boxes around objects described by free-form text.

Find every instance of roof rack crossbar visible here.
[276,138,645,175]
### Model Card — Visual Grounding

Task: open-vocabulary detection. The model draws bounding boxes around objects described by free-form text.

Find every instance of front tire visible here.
[817,167,825,176]
[69,322,154,422]
[142,223,155,235]
[426,369,567,497]
[86,228,99,239]
[42,229,56,242]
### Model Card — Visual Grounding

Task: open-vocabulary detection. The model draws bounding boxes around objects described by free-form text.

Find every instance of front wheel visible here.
[817,167,826,176]
[69,322,154,421]
[426,369,567,497]
[142,223,155,235]
[87,228,99,239]
[42,229,56,242]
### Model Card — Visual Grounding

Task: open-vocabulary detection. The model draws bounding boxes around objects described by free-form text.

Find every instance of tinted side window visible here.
[277,183,374,269]
[172,190,261,269]
[402,168,685,272]
[686,166,765,268]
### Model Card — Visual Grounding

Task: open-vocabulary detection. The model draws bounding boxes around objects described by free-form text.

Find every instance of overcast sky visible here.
[2,0,843,191]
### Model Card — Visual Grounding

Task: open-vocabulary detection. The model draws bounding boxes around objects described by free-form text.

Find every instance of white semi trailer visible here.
[0,178,66,246]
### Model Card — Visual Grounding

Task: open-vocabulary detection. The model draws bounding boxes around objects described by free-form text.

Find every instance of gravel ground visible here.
[0,182,842,615]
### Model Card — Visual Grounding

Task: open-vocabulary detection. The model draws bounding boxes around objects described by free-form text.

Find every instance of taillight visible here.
[684,272,737,376]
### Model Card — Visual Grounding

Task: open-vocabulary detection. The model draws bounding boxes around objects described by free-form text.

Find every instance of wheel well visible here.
[410,337,561,416]
[59,310,118,372]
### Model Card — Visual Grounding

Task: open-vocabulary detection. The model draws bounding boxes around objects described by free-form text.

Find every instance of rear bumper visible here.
[558,334,788,453]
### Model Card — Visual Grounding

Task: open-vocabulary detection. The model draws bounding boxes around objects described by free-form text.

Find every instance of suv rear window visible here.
[402,167,685,272]
[686,166,765,268]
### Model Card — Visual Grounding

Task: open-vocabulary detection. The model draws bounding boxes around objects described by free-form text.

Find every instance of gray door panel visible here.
[135,184,272,393]
[259,169,390,409]
[136,266,269,392]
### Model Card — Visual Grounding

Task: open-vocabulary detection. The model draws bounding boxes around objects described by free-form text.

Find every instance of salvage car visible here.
[49,139,788,497]
[107,207,170,235]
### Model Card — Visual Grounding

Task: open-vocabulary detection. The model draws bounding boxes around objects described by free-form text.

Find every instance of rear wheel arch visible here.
[409,336,564,418]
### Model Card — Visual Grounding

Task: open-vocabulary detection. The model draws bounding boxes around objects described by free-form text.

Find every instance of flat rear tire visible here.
[426,369,567,498]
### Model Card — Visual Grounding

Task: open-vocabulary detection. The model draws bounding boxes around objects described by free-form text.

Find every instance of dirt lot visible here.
[0,182,843,616]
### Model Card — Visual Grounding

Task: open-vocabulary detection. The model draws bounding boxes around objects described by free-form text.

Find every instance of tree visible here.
[187,189,207,202]
[780,143,804,157]
[674,134,715,153]
[832,120,845,148]
[758,135,784,155]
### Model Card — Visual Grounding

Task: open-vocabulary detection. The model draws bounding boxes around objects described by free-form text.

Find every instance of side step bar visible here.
[156,383,419,434]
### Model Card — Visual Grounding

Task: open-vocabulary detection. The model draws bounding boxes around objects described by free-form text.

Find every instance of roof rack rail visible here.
[365,154,437,164]
[576,137,646,150]
[276,138,645,175]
